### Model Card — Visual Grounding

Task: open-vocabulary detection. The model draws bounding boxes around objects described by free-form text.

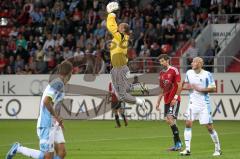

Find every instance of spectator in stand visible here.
[214,40,221,54]
[7,37,17,53]
[164,24,176,46]
[192,0,201,8]
[16,44,29,63]
[8,55,15,73]
[35,56,47,74]
[15,67,23,74]
[150,42,161,58]
[74,47,84,58]
[69,0,80,12]
[28,56,36,73]
[30,7,44,25]
[226,1,238,23]
[145,23,157,44]
[85,50,95,74]
[162,14,175,28]
[173,2,184,25]
[54,33,64,47]
[22,64,33,74]
[45,17,54,33]
[94,23,106,39]
[0,53,7,74]
[72,7,82,22]
[77,35,85,49]
[155,24,163,45]
[94,50,106,74]
[64,33,76,50]
[183,3,192,24]
[27,35,37,51]
[43,33,55,52]
[16,34,27,50]
[17,3,31,25]
[35,44,44,61]
[132,12,144,30]
[139,44,150,57]
[186,39,199,69]
[33,36,43,49]
[133,21,145,44]
[204,44,215,72]
[5,66,14,74]
[43,46,55,63]
[53,1,65,21]
[14,55,24,72]
[86,33,97,48]
[9,26,18,37]
[211,0,222,6]
[63,46,73,60]
[134,32,145,54]
[52,18,64,35]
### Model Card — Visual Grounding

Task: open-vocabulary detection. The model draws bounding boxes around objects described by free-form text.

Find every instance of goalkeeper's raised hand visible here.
[106,2,119,13]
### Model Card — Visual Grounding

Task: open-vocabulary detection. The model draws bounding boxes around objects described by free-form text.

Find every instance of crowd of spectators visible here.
[0,0,239,74]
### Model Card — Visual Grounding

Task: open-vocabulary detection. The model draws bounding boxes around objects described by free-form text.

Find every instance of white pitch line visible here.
[1,131,239,148]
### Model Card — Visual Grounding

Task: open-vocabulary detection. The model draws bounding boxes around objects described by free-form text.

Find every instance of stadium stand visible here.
[0,0,239,74]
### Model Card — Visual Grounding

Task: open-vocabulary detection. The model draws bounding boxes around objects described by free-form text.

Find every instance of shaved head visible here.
[193,57,204,66]
[191,57,204,71]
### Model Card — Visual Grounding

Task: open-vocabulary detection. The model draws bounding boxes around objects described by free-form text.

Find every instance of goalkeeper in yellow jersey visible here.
[106,2,146,112]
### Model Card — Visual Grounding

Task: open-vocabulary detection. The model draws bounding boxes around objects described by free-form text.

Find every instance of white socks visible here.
[184,128,221,152]
[210,130,221,151]
[184,128,192,151]
[17,146,43,159]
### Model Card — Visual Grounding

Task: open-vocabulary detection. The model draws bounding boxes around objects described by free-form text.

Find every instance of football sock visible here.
[121,113,127,126]
[17,146,43,159]
[184,128,192,151]
[170,124,181,144]
[115,114,121,127]
[54,156,61,159]
[210,130,221,151]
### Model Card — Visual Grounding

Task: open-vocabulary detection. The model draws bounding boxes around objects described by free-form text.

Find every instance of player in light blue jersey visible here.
[180,57,221,156]
[6,61,73,159]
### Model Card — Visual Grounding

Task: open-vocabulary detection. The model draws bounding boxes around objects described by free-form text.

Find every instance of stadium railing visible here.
[126,56,240,73]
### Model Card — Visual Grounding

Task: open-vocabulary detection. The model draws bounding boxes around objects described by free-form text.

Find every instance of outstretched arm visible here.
[106,2,122,41]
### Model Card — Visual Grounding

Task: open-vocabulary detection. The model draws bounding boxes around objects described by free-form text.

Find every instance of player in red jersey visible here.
[108,82,128,128]
[156,54,182,151]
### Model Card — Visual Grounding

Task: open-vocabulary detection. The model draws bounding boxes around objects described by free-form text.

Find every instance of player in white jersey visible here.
[180,57,222,156]
[6,61,73,159]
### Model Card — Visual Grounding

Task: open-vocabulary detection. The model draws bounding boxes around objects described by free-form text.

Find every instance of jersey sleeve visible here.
[173,67,181,82]
[184,71,190,83]
[207,72,216,88]
[106,13,122,42]
[46,79,64,102]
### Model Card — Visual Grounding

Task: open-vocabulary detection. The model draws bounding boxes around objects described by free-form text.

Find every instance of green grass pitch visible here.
[0,120,239,159]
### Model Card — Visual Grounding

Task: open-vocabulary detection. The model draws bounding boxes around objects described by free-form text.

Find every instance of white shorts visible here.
[184,102,213,125]
[37,124,65,152]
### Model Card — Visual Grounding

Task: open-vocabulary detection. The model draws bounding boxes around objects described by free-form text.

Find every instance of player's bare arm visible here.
[156,89,163,111]
[170,81,182,106]
[43,96,64,129]
[182,81,193,90]
[191,84,216,93]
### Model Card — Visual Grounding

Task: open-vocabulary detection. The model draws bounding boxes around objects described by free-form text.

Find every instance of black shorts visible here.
[164,101,180,119]
[111,101,124,110]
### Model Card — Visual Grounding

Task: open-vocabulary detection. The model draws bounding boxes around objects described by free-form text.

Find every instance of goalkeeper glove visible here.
[106,2,119,13]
